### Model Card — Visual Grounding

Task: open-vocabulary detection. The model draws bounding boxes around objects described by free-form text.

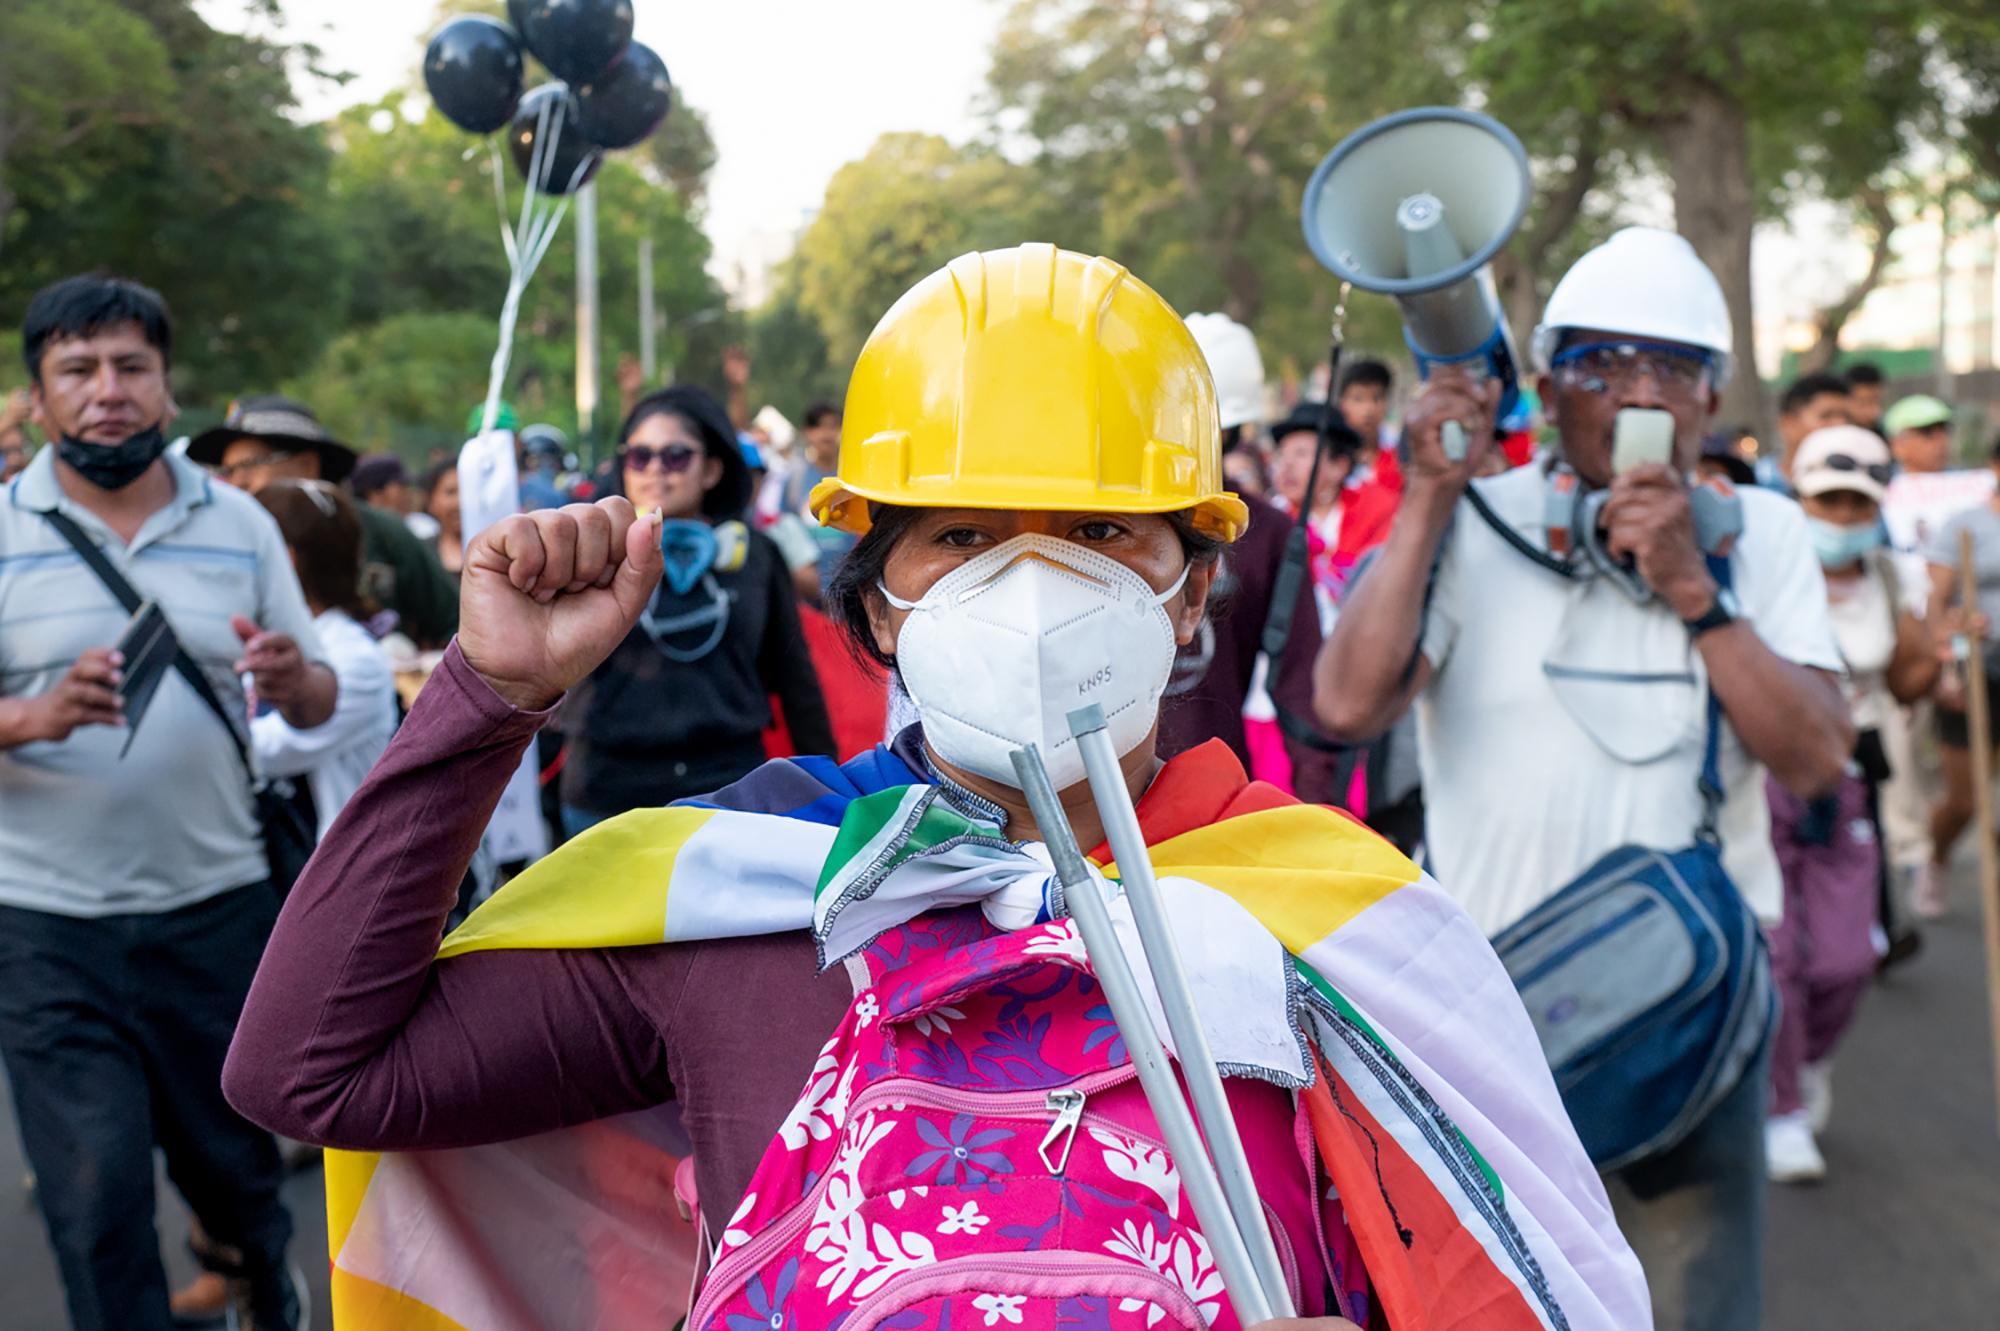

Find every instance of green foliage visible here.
[985,0,1389,373]
[746,276,845,424]
[1,0,726,457]
[284,311,500,457]
[785,133,1056,370]
[292,98,729,456]
[0,0,341,399]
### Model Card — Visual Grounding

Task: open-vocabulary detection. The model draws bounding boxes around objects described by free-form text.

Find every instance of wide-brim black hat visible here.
[188,394,358,484]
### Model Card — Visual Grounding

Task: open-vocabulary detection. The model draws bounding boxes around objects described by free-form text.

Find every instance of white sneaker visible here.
[1801,1060,1834,1135]
[1910,862,1948,920]
[1766,1111,1827,1184]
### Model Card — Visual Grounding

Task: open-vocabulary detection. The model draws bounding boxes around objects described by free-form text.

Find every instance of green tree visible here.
[296,98,729,456]
[987,0,1379,371]
[787,132,1054,371]
[1324,0,1994,430]
[746,273,845,422]
[0,0,174,257]
[0,0,343,398]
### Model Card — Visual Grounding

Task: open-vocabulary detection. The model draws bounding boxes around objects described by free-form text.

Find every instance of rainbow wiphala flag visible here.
[324,740,1648,1329]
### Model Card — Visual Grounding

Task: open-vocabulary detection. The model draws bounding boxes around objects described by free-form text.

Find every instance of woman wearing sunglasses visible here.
[558,384,834,834]
[1765,426,1941,1183]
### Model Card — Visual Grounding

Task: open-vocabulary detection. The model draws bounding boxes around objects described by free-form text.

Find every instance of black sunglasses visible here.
[621,444,702,474]
[1819,453,1893,486]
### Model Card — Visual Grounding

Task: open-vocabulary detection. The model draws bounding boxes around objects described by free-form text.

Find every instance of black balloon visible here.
[425,16,526,135]
[508,83,602,196]
[519,0,635,88]
[576,43,673,150]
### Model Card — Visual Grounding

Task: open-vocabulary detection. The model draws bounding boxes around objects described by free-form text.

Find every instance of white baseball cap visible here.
[1793,425,1892,503]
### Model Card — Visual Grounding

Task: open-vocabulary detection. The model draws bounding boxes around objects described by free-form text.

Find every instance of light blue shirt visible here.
[0,450,324,916]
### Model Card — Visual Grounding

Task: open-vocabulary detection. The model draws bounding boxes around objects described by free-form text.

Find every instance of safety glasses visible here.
[621,443,702,474]
[1552,339,1715,398]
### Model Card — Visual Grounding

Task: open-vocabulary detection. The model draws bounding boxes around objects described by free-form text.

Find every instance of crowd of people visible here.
[0,224,1995,1331]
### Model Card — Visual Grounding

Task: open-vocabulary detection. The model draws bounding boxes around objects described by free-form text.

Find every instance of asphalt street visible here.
[2,879,1997,1329]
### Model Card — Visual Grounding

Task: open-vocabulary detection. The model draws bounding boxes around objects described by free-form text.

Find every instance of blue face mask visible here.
[1807,516,1883,569]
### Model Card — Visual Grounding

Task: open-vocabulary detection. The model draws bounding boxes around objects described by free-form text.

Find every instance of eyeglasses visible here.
[1816,453,1894,486]
[1551,340,1715,398]
[213,452,291,481]
[621,444,701,473]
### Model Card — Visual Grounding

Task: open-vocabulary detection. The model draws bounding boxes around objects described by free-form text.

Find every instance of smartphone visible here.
[113,601,177,755]
[1611,408,1676,476]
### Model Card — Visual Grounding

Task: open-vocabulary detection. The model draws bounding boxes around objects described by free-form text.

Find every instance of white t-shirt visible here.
[253,609,398,840]
[1416,465,1841,933]
[1826,565,1898,732]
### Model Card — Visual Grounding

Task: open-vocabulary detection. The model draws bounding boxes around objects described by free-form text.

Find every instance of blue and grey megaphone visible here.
[1302,108,1531,460]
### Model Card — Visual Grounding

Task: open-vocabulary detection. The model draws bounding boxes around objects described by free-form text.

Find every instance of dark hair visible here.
[1988,431,2000,464]
[804,401,842,431]
[1780,372,1850,415]
[1337,359,1393,395]
[418,459,456,496]
[616,385,753,520]
[22,274,172,381]
[1844,362,1884,388]
[828,505,1227,671]
[1271,402,1361,459]
[256,480,370,619]
[349,453,408,503]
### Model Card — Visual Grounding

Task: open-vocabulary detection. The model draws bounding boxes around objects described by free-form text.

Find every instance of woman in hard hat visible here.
[226,246,1643,1330]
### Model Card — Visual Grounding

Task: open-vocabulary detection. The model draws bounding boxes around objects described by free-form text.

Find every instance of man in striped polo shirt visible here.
[0,275,333,1331]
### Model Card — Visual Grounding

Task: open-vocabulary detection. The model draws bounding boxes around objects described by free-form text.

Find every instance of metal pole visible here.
[575,180,602,464]
[639,235,659,384]
[1956,532,2000,1136]
[1067,705,1296,1318]
[1937,186,1953,397]
[1008,745,1278,1329]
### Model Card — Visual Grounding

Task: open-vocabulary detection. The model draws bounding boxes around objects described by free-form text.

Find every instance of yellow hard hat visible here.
[809,243,1248,543]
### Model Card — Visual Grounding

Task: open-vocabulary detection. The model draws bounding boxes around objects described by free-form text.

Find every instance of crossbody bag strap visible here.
[40,510,257,780]
[1695,551,1733,840]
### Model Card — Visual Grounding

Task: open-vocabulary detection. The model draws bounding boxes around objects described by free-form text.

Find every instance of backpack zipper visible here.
[1040,1088,1089,1174]
[690,1066,1145,1327]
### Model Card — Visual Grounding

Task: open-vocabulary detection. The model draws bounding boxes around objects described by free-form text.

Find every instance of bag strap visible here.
[41,510,257,783]
[1695,551,1732,840]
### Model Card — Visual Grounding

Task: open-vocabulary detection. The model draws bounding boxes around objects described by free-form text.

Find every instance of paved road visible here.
[3,884,1997,1329]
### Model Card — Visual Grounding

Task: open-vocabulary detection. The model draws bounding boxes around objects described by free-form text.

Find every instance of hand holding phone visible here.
[1611,408,1676,476]
[114,601,178,755]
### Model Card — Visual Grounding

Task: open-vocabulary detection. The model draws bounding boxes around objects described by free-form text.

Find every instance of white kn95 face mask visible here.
[881,533,1190,792]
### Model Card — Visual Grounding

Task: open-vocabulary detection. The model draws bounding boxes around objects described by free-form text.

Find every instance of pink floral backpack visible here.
[689,907,1368,1331]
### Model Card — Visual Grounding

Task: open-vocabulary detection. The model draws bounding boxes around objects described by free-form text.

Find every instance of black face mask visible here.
[56,424,169,491]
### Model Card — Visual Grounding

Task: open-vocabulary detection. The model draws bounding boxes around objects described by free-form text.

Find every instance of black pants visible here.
[0,885,291,1331]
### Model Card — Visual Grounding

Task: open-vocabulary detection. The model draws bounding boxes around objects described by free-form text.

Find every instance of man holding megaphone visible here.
[1314,224,1853,1331]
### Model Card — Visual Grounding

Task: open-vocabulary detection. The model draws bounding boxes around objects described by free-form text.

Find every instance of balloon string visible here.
[514,91,556,260]
[482,91,576,439]
[489,141,518,268]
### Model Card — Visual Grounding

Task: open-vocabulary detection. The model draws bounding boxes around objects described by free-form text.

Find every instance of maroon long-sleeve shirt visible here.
[222,644,852,1235]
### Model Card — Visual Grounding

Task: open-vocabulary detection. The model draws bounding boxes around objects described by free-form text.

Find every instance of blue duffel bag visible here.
[1491,686,1776,1172]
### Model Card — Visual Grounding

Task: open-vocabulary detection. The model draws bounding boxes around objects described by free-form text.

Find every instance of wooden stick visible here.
[1955,529,2000,1136]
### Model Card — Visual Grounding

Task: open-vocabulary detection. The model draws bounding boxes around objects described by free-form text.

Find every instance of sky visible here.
[202,0,1004,290]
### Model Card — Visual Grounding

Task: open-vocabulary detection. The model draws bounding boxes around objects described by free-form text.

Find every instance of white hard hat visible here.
[1185,312,1267,429]
[1533,227,1733,387]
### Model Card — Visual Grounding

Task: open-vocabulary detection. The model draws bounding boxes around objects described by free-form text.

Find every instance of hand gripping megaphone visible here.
[1302,108,1531,460]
